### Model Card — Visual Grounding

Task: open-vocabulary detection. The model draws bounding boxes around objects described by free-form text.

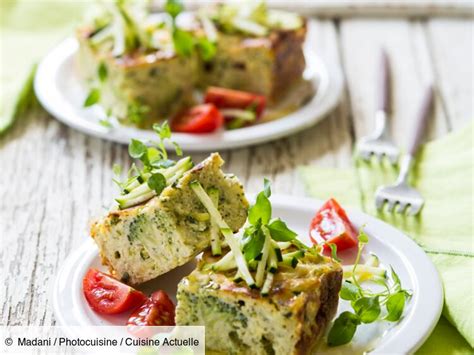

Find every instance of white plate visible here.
[34,20,343,151]
[53,195,442,354]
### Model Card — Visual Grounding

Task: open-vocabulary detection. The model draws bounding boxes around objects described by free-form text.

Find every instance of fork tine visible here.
[375,152,384,162]
[408,203,423,216]
[396,202,408,214]
[358,149,372,162]
[388,153,399,165]
[386,199,396,212]
[375,195,385,210]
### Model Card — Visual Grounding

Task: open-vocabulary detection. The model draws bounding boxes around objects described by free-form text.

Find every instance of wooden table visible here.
[1,17,472,326]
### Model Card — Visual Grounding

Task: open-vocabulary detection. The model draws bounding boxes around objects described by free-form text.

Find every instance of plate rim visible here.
[34,19,344,151]
[52,194,443,354]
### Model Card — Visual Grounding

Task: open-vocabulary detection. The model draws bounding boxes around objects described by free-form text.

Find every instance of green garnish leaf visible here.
[358,227,369,244]
[242,228,265,261]
[147,147,161,164]
[112,164,122,176]
[127,101,150,125]
[173,28,195,57]
[165,0,183,19]
[352,296,381,324]
[128,139,147,159]
[84,88,101,107]
[327,243,341,262]
[385,291,406,322]
[248,190,271,225]
[196,37,216,61]
[153,121,171,140]
[327,311,360,346]
[390,266,401,290]
[340,281,359,301]
[98,62,108,82]
[99,118,113,128]
[267,219,297,241]
[151,159,175,169]
[263,177,271,198]
[173,141,183,156]
[147,173,167,194]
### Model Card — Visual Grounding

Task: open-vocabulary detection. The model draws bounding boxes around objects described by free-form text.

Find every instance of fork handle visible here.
[407,85,434,156]
[376,49,390,113]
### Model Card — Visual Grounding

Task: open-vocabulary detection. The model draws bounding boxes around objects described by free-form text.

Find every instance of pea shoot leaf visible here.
[112,164,122,176]
[173,29,195,57]
[327,311,360,346]
[385,291,406,322]
[173,141,183,156]
[326,243,341,262]
[151,159,175,169]
[267,219,297,241]
[147,147,161,164]
[390,266,401,290]
[98,62,108,82]
[263,178,271,197]
[352,296,381,324]
[83,88,100,107]
[358,227,369,244]
[165,0,183,19]
[128,139,147,159]
[196,37,216,61]
[147,173,167,194]
[99,118,112,128]
[248,190,271,225]
[242,228,265,261]
[153,122,172,140]
[340,281,359,301]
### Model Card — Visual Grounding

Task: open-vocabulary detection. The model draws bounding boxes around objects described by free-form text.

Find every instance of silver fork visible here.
[357,50,400,164]
[375,85,434,215]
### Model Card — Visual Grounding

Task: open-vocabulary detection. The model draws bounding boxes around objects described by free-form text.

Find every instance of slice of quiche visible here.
[90,153,248,285]
[198,2,307,103]
[176,248,342,354]
[76,26,199,128]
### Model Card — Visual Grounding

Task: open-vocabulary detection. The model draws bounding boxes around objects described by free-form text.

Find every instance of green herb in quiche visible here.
[165,0,216,61]
[327,230,411,347]
[114,121,192,209]
[83,88,101,107]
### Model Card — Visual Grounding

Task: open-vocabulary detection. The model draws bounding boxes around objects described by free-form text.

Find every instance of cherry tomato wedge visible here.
[127,290,176,326]
[309,198,358,252]
[83,268,147,315]
[170,104,223,133]
[204,86,266,118]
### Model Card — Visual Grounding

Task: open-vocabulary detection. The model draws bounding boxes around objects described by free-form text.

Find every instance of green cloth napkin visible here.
[0,0,86,133]
[300,122,474,353]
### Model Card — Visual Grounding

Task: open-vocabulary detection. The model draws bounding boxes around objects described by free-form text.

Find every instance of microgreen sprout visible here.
[327,228,411,347]
[113,121,192,209]
[165,0,216,61]
[192,179,309,295]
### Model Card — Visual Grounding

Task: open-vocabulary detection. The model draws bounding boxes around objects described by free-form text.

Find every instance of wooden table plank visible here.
[340,19,450,144]
[426,19,474,129]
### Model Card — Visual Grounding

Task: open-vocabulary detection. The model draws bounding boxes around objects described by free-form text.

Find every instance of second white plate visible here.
[34,20,343,151]
[53,195,442,354]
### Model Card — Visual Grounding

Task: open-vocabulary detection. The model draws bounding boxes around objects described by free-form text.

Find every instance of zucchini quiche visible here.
[174,179,343,354]
[176,248,342,355]
[90,123,248,285]
[76,1,307,128]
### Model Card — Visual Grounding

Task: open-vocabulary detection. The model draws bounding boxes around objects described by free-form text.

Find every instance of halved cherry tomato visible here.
[127,290,176,326]
[309,199,358,252]
[204,86,266,118]
[170,104,223,133]
[83,268,147,315]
